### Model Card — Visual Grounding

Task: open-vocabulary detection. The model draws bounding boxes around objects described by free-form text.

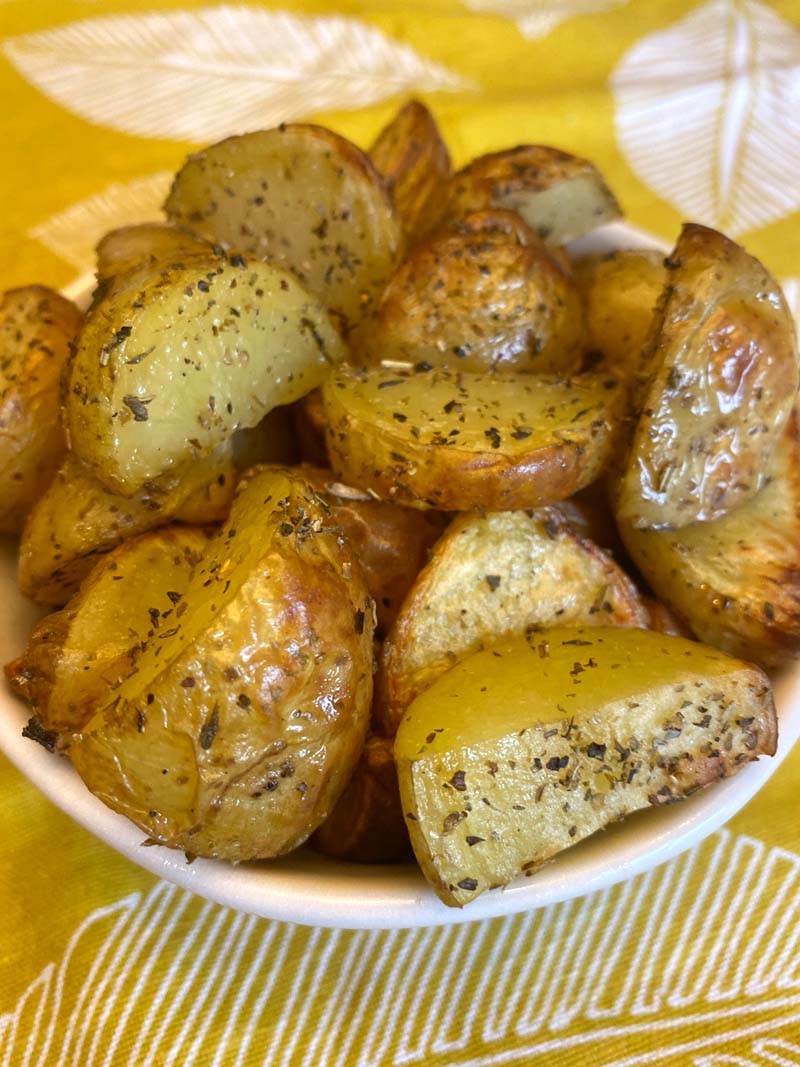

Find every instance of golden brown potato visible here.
[369,99,451,242]
[19,448,234,606]
[620,420,800,669]
[642,597,694,639]
[396,626,776,907]
[7,526,209,735]
[96,223,213,282]
[353,214,585,374]
[311,735,411,863]
[322,364,617,511]
[66,252,347,495]
[165,124,403,335]
[554,482,624,556]
[615,224,799,530]
[0,286,83,534]
[572,249,666,380]
[376,508,650,734]
[438,145,622,245]
[299,465,446,634]
[64,466,375,861]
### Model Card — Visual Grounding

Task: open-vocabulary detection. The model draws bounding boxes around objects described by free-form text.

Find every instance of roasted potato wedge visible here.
[376,508,650,734]
[615,224,799,529]
[165,124,403,334]
[96,223,213,282]
[573,249,666,381]
[64,467,374,861]
[322,364,617,511]
[300,465,446,634]
[292,387,329,466]
[66,252,347,494]
[353,214,585,374]
[620,421,800,668]
[7,526,209,735]
[230,407,298,471]
[438,145,622,245]
[0,286,83,534]
[642,598,694,638]
[395,626,776,907]
[311,735,411,863]
[19,448,234,606]
[555,482,623,556]
[369,99,451,243]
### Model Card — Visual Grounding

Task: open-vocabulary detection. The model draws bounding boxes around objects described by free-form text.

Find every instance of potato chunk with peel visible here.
[354,213,585,374]
[165,124,402,334]
[395,626,776,907]
[65,467,374,861]
[96,223,213,282]
[0,286,83,533]
[616,224,799,529]
[369,99,451,242]
[66,253,347,495]
[620,421,800,669]
[19,449,234,606]
[7,526,210,734]
[322,365,617,511]
[439,145,622,245]
[376,508,650,735]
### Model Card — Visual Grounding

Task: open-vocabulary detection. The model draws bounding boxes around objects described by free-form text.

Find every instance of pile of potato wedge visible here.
[3,100,796,908]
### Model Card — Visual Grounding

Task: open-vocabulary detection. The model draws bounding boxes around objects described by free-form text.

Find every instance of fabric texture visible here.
[1,0,799,1062]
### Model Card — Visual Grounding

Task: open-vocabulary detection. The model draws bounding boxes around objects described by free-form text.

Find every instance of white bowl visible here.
[1,221,798,930]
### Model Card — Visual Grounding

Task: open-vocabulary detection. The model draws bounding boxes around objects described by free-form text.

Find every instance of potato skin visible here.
[311,735,411,863]
[395,626,776,906]
[620,420,800,669]
[19,449,234,606]
[354,215,585,374]
[66,467,375,861]
[616,224,799,530]
[322,365,617,512]
[96,223,213,282]
[66,252,347,495]
[376,507,650,733]
[439,145,622,245]
[299,465,446,634]
[0,286,83,534]
[7,526,209,734]
[369,99,451,243]
[165,124,402,334]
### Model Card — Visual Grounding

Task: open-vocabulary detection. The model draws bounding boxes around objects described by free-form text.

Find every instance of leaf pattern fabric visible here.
[1,1,800,1064]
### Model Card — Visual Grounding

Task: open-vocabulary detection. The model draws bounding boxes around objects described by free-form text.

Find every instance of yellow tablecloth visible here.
[2,1,800,1063]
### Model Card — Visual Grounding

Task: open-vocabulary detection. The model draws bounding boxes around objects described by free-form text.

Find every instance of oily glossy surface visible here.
[396,627,775,906]
[3,226,800,929]
[322,364,617,511]
[67,253,347,494]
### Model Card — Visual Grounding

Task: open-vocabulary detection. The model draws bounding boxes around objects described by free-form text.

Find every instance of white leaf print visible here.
[29,172,173,274]
[612,0,800,237]
[2,6,472,143]
[3,830,800,1067]
[463,0,624,40]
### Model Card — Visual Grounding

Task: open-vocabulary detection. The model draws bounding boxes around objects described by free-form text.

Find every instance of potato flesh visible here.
[18,448,234,606]
[323,365,617,511]
[67,467,374,861]
[395,626,776,906]
[441,146,622,245]
[7,526,209,734]
[354,223,585,374]
[165,124,402,334]
[369,99,451,242]
[377,508,650,733]
[0,286,83,533]
[616,224,799,529]
[96,223,213,282]
[621,423,800,668]
[67,253,348,494]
